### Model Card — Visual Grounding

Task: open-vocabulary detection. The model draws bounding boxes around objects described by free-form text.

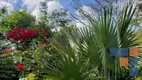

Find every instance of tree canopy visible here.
[5,11,35,29]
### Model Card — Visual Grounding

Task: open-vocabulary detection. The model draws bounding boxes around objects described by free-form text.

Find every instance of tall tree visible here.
[39,1,53,38]
[48,9,71,27]
[39,1,48,25]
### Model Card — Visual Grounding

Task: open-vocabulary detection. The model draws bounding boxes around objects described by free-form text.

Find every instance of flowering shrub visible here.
[0,47,16,57]
[16,64,24,70]
[7,28,36,44]
[37,27,48,40]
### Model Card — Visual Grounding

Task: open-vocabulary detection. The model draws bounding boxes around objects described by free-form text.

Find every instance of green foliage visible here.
[0,33,17,79]
[0,2,139,80]
[65,7,117,79]
[0,7,7,16]
[0,57,16,79]
[39,1,53,37]
[0,7,9,32]
[5,10,35,29]
[23,33,98,80]
[117,5,138,47]
[64,5,138,80]
[25,73,36,80]
[45,76,62,80]
[19,5,139,80]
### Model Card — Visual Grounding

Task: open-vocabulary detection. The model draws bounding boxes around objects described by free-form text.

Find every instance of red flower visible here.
[16,64,24,70]
[11,35,20,41]
[44,33,48,40]
[7,28,36,44]
[19,39,26,44]
[25,30,36,37]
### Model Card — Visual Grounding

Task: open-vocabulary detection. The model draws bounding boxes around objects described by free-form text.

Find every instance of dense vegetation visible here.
[0,0,142,80]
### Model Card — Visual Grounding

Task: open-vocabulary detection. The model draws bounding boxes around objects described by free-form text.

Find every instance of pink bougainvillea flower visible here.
[16,64,24,70]
[0,47,16,57]
[5,48,12,53]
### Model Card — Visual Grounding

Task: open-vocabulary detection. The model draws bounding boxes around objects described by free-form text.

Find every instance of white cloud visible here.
[32,7,40,19]
[74,5,96,28]
[23,0,41,10]
[0,0,17,4]
[31,0,64,19]
[22,0,42,19]
[47,1,63,14]
[0,0,64,19]
[0,1,14,12]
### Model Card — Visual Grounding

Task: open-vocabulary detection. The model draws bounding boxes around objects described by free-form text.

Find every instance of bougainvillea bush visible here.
[3,26,51,79]
[7,28,36,44]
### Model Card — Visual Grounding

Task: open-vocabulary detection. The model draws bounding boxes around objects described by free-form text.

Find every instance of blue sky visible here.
[0,0,127,13]
[0,0,125,17]
[0,0,129,28]
[0,0,97,14]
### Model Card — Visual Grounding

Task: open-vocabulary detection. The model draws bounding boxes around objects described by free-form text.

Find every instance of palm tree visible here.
[66,5,138,80]
[25,33,98,80]
[25,5,138,80]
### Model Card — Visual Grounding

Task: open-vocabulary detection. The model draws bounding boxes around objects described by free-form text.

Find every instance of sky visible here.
[0,0,129,17]
[0,0,99,28]
[0,0,96,15]
[0,0,129,27]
